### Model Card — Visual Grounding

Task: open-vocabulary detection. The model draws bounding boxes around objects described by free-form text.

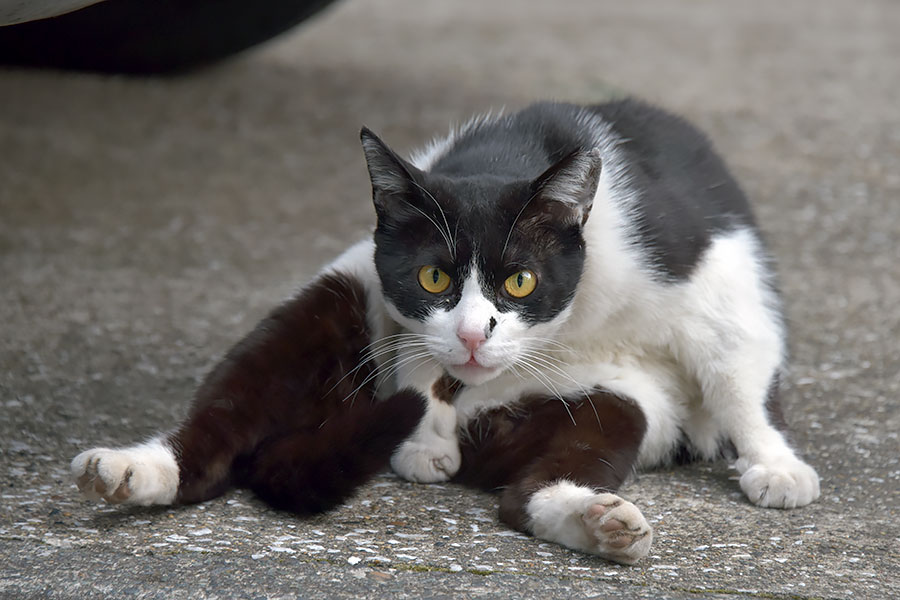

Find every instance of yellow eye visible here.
[418,266,451,294]
[504,270,537,298]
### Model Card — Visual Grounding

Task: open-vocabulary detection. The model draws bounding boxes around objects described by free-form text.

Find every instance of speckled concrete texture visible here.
[1,0,898,598]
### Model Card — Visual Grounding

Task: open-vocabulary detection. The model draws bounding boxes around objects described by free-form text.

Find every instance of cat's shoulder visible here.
[585,99,762,281]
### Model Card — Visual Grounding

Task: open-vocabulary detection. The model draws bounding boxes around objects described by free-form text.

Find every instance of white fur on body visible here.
[70,111,819,566]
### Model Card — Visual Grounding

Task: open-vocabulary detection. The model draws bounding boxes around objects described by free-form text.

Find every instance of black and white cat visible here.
[71,99,819,565]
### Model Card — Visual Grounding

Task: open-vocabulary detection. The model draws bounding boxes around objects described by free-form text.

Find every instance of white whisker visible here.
[359,332,438,355]
[332,329,440,404]
[409,180,456,259]
[322,338,430,398]
[517,349,602,427]
[514,358,577,426]
[341,348,435,405]
[519,336,579,356]
[501,187,542,262]
[360,341,432,363]
[374,353,437,397]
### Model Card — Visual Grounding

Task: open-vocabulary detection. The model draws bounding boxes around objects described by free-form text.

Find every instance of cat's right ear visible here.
[360,127,424,217]
[531,147,602,226]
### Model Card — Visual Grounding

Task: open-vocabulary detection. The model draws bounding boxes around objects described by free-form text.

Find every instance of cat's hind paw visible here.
[70,439,179,506]
[527,483,652,565]
[390,436,461,483]
[736,456,820,509]
[582,493,653,565]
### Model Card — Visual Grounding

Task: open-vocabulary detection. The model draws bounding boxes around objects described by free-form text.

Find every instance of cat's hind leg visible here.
[71,437,178,506]
[698,363,819,509]
[528,484,652,565]
[72,261,406,510]
[239,388,424,513]
[455,389,651,565]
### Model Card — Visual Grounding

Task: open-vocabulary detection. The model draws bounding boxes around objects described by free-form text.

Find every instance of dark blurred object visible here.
[0,0,339,74]
[0,1,108,26]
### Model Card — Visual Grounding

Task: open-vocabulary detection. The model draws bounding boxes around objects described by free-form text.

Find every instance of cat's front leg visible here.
[679,260,820,509]
[390,365,461,483]
[71,268,387,509]
[699,369,819,508]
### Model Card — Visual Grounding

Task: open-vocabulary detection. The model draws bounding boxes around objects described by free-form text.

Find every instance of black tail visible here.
[239,389,425,514]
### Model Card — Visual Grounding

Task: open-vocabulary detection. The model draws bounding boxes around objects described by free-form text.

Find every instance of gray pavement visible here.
[1,0,898,598]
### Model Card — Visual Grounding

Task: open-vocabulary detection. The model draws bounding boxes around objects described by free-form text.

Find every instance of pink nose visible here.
[457,328,486,352]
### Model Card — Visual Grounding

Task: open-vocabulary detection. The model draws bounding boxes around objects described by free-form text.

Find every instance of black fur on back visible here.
[426,99,757,281]
[588,99,756,279]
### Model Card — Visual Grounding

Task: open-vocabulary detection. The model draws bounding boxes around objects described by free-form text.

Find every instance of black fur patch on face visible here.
[382,100,761,284]
[373,174,587,325]
[371,185,469,321]
[362,128,594,326]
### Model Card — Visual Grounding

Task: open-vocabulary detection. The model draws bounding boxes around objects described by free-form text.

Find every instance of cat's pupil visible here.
[432,269,440,284]
[516,272,524,288]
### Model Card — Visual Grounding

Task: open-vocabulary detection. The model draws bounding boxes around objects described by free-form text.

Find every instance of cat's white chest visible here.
[452,345,696,428]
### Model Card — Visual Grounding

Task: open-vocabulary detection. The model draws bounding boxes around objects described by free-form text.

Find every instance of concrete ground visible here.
[1,0,898,598]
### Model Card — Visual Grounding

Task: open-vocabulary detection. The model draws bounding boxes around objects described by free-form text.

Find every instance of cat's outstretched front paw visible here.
[390,436,461,483]
[582,493,653,565]
[70,439,179,506]
[736,456,820,509]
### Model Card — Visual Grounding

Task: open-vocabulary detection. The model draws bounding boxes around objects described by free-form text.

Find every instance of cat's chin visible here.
[445,362,504,387]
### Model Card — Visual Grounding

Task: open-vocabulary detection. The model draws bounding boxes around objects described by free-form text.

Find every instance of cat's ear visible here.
[531,148,602,225]
[360,127,425,216]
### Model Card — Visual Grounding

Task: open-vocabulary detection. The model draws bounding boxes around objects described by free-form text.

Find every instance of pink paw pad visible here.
[581,494,652,564]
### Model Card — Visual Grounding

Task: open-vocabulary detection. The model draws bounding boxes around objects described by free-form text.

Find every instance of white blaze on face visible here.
[416,265,577,387]
[453,270,495,352]
[421,269,500,385]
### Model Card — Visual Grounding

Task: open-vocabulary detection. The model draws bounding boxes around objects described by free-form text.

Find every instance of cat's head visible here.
[361,128,600,386]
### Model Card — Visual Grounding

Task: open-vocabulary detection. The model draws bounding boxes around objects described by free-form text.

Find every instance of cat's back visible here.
[421,99,764,281]
[586,99,759,280]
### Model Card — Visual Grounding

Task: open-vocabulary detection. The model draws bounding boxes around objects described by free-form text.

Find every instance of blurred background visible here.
[1,1,897,598]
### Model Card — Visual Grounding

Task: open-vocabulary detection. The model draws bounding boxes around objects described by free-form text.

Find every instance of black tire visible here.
[0,0,340,75]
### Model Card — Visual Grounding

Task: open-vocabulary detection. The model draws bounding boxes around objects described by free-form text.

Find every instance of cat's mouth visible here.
[446,354,502,385]
[453,351,490,370]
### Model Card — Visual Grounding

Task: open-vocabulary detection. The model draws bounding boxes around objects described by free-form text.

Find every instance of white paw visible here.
[581,493,653,565]
[390,436,461,483]
[736,456,820,508]
[527,482,653,564]
[70,439,179,506]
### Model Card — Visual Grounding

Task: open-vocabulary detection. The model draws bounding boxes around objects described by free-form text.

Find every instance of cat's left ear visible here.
[359,127,425,217]
[532,148,602,226]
